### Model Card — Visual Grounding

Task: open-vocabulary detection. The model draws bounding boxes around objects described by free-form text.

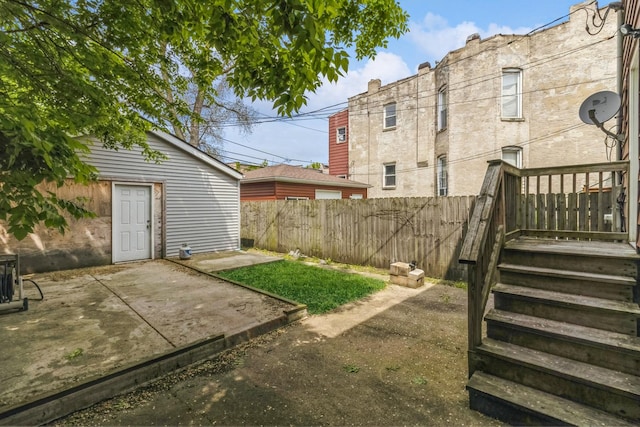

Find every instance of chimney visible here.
[418,61,431,75]
[466,33,480,44]
[368,79,381,94]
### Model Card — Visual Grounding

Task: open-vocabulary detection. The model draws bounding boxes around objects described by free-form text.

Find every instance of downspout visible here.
[608,2,626,232]
[367,99,371,186]
[616,2,624,162]
[416,75,420,162]
[616,3,626,233]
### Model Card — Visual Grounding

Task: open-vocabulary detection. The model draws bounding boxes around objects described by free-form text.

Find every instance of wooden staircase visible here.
[466,237,640,425]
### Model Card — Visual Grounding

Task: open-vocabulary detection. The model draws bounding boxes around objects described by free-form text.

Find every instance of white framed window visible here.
[383,103,396,129]
[315,190,342,199]
[337,126,347,143]
[349,194,363,200]
[437,156,448,196]
[502,69,522,118]
[337,174,347,179]
[383,163,396,189]
[437,87,447,131]
[285,196,309,201]
[502,146,522,168]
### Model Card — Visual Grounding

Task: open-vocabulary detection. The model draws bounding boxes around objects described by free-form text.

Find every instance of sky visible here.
[219,0,587,168]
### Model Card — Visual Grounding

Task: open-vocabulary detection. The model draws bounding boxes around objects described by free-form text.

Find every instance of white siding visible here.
[85,133,240,257]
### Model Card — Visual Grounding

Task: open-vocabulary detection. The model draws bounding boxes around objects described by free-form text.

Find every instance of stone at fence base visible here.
[408,269,425,288]
[390,262,411,277]
[390,262,424,288]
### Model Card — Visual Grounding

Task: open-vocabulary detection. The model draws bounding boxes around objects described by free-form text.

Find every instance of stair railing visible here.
[459,159,629,376]
[518,161,628,239]
[459,160,512,375]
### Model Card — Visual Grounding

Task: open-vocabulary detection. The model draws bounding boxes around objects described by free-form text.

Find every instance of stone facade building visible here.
[331,2,618,197]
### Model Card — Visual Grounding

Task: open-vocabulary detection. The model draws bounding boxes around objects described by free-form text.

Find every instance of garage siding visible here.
[86,133,240,257]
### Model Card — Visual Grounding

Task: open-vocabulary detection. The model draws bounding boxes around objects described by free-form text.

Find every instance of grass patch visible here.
[217,260,386,314]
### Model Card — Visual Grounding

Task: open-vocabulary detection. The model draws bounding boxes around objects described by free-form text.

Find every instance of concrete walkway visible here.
[0,252,301,425]
[52,281,502,426]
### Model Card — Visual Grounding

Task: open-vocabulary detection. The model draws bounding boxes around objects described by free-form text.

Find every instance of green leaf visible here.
[0,0,408,239]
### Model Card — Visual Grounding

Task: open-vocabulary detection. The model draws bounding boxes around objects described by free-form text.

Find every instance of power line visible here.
[219,136,321,164]
[347,123,589,178]
[214,2,608,169]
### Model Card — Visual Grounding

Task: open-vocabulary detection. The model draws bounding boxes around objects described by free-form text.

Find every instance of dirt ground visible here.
[50,282,502,426]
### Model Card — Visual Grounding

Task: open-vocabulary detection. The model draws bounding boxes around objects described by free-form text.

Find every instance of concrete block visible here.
[390,271,424,288]
[390,262,411,277]
[390,274,410,287]
[409,269,424,280]
[408,269,424,288]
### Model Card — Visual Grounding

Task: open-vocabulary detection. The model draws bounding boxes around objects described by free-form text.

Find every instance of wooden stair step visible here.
[492,283,640,334]
[467,371,636,426]
[498,263,636,287]
[493,283,640,314]
[475,338,640,420]
[504,237,639,260]
[485,309,640,375]
[502,238,639,278]
[486,309,640,354]
[497,263,636,302]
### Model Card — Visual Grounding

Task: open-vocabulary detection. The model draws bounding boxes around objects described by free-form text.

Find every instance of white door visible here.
[113,185,151,262]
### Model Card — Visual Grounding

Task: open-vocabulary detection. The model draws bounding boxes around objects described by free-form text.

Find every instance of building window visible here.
[384,103,396,129]
[285,196,309,201]
[337,174,347,179]
[502,146,522,168]
[315,190,342,199]
[337,126,347,143]
[502,69,522,118]
[437,156,448,196]
[437,87,447,131]
[383,163,396,188]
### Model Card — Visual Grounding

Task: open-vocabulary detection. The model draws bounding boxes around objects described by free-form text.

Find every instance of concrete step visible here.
[492,283,640,335]
[485,309,640,375]
[467,371,637,426]
[474,339,640,421]
[498,263,636,302]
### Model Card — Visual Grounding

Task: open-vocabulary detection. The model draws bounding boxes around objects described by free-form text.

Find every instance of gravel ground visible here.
[50,283,502,426]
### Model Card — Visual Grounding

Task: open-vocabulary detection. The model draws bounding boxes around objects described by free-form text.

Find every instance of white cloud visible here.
[223,53,412,165]
[408,13,534,64]
[311,52,411,108]
[251,52,411,115]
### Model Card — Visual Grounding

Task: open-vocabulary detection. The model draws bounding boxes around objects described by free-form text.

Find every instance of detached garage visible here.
[1,130,243,273]
[240,164,369,201]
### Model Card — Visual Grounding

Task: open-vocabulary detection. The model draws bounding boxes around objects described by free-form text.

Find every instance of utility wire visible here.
[214,1,608,166]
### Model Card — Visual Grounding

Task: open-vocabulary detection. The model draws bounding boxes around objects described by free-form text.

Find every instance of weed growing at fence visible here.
[217,260,386,314]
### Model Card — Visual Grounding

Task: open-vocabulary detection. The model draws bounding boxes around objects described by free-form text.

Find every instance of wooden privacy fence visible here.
[241,196,475,280]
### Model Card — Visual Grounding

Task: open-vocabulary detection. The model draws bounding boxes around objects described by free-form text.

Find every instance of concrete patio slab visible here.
[0,252,301,425]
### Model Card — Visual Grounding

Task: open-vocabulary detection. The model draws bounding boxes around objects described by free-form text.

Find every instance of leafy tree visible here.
[159,53,256,155]
[0,0,408,239]
[306,162,323,170]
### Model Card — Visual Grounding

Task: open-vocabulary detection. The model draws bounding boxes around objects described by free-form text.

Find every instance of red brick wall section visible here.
[274,182,367,200]
[240,181,277,201]
[241,181,367,200]
[328,109,350,177]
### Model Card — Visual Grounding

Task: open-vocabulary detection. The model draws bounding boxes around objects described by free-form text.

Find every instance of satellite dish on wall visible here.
[579,91,620,125]
[578,91,622,142]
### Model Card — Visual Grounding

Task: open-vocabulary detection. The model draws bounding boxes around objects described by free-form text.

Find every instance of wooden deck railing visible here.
[459,159,629,376]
